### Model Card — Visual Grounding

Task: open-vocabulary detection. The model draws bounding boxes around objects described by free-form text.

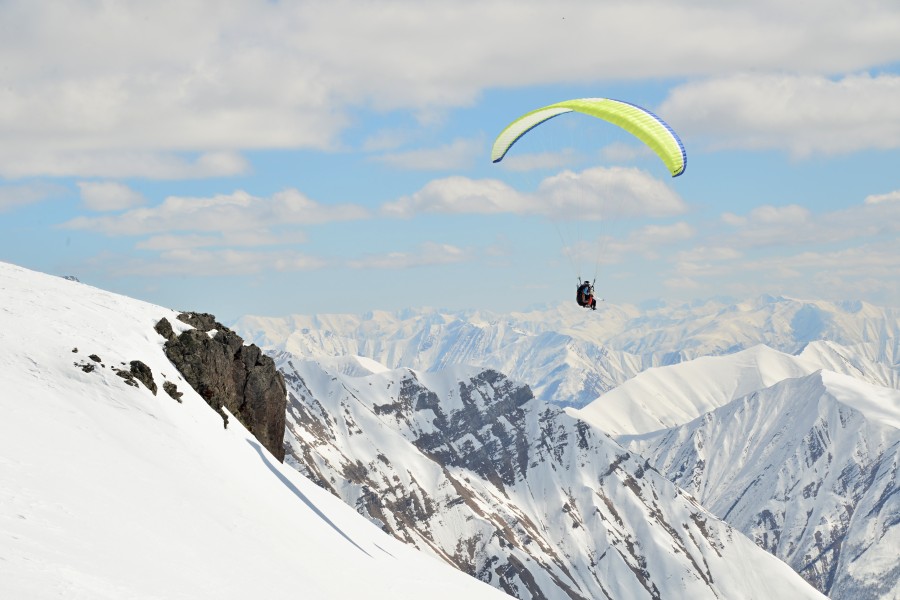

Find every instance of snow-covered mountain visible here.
[575,349,900,599]
[236,298,900,599]
[0,261,509,600]
[573,342,898,437]
[277,352,826,599]
[234,297,900,408]
[6,256,888,599]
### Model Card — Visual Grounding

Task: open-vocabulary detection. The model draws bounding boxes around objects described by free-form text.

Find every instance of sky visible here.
[2,0,900,321]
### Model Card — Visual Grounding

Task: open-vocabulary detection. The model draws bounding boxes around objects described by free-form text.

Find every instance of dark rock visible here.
[157,313,287,461]
[129,360,157,395]
[78,362,95,373]
[413,370,533,489]
[72,347,78,353]
[162,381,183,403]
[154,317,175,342]
[89,354,102,363]
[176,312,221,332]
[115,370,139,387]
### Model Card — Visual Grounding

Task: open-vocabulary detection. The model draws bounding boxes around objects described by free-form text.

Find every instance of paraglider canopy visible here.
[491,98,686,177]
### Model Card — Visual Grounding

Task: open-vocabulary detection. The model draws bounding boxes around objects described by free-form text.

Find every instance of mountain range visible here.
[235,297,900,408]
[574,343,900,598]
[276,353,824,599]
[237,298,900,599]
[4,258,897,599]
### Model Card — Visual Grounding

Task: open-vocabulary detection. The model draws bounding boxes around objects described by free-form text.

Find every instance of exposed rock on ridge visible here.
[156,312,287,461]
[277,355,825,600]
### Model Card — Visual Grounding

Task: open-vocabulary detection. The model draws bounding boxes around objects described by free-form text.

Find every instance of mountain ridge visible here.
[622,369,900,598]
[235,297,900,409]
[278,351,827,599]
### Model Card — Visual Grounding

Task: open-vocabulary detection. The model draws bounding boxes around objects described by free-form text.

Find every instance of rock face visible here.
[277,354,825,600]
[156,312,287,461]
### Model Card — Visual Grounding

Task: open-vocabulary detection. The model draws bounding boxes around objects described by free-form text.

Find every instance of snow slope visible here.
[0,261,509,600]
[626,371,900,598]
[573,343,898,437]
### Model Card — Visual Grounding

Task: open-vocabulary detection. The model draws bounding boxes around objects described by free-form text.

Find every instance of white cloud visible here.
[63,189,370,236]
[564,221,695,265]
[636,222,695,245]
[661,195,900,303]
[4,1,900,176]
[382,176,524,218]
[361,129,414,152]
[696,242,900,299]
[107,248,328,277]
[497,150,578,173]
[537,167,687,219]
[135,230,307,251]
[372,138,483,171]
[0,150,250,179]
[865,190,900,205]
[383,167,687,220]
[717,197,900,249]
[78,182,145,212]
[715,204,814,247]
[675,246,743,263]
[346,242,471,269]
[600,142,653,164]
[664,276,701,290]
[660,73,900,156]
[0,183,62,213]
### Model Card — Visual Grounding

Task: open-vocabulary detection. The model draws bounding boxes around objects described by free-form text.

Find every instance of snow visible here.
[232,288,899,599]
[609,366,900,598]
[819,369,900,429]
[0,261,509,600]
[573,343,900,437]
[572,345,823,436]
[278,354,828,599]
[234,297,900,409]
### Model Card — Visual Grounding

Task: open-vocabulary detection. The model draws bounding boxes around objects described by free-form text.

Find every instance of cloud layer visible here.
[383,167,687,220]
[661,73,900,156]
[63,189,370,236]
[4,1,900,176]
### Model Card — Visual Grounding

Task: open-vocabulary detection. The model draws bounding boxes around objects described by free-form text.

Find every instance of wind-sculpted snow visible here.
[235,296,900,408]
[0,261,509,600]
[615,368,900,599]
[278,353,825,600]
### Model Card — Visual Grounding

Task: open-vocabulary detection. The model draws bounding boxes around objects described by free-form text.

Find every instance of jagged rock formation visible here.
[277,354,824,600]
[156,312,287,461]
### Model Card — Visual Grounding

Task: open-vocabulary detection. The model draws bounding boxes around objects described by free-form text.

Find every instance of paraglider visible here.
[491,97,686,310]
[491,97,686,177]
[576,279,596,310]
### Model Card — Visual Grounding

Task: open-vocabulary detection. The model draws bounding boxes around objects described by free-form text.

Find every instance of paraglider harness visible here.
[577,278,597,310]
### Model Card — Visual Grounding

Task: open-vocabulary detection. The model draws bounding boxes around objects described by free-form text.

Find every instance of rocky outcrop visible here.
[156,312,287,461]
[128,360,157,395]
[278,358,823,600]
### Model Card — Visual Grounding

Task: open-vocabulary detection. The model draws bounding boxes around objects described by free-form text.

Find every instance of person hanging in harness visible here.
[576,279,597,310]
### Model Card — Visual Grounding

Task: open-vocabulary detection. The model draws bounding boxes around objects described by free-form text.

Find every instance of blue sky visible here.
[3,1,900,320]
